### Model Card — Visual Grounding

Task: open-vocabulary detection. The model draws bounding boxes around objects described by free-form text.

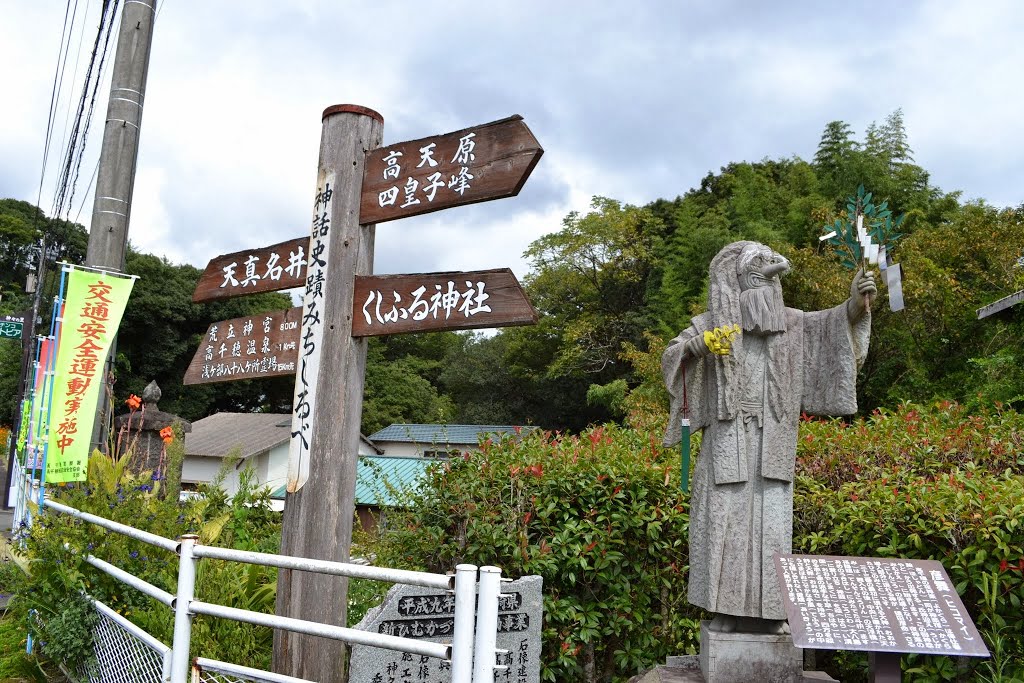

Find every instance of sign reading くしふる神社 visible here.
[348,575,542,683]
[182,307,301,385]
[775,554,989,657]
[353,269,536,337]
[360,116,543,225]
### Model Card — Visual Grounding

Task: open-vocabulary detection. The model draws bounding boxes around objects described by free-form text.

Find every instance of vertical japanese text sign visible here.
[287,175,335,492]
[47,269,134,482]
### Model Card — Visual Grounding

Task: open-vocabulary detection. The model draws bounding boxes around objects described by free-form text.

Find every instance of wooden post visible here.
[273,104,383,683]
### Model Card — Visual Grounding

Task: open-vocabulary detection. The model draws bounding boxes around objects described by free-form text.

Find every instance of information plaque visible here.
[775,553,989,657]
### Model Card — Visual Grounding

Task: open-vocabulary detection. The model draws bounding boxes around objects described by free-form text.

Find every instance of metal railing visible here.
[84,598,172,683]
[41,497,503,683]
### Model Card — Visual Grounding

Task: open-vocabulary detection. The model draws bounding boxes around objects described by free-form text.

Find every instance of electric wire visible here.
[52,0,89,215]
[52,0,121,222]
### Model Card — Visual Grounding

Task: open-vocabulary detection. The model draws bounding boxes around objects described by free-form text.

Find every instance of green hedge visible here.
[370,403,1024,682]
[372,425,698,682]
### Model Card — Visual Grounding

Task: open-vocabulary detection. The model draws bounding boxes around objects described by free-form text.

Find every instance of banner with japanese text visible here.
[46,269,134,482]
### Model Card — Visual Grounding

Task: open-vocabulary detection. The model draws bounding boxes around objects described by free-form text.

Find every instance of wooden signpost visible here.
[192,237,308,303]
[184,108,543,683]
[182,307,301,384]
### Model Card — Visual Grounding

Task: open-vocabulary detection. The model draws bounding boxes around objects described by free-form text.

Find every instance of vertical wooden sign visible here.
[274,105,383,683]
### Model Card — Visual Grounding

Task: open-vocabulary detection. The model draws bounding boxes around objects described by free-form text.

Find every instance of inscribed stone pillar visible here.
[113,380,191,480]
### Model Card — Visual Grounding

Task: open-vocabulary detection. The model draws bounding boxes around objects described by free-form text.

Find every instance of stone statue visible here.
[662,241,875,634]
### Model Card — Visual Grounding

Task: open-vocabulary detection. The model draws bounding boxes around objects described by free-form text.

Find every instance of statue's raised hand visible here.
[847,268,877,321]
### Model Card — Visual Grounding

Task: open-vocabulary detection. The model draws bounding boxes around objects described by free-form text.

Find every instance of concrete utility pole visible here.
[273,105,383,683]
[3,238,47,508]
[85,0,157,448]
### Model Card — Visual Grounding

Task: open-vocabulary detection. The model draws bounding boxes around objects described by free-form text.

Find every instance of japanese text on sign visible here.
[361,280,491,327]
[219,245,306,291]
[55,282,114,456]
[776,554,989,657]
[46,270,134,482]
[288,175,335,492]
[376,133,477,210]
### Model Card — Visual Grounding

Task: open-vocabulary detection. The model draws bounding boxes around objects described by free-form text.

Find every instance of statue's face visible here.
[737,244,790,292]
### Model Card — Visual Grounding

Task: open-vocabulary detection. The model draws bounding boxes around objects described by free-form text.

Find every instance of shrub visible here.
[372,425,698,683]
[6,448,281,673]
[795,401,1024,681]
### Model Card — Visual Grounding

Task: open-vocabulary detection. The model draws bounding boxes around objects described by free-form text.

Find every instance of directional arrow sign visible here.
[184,270,535,384]
[352,268,537,336]
[183,307,301,385]
[192,237,308,304]
[360,115,543,224]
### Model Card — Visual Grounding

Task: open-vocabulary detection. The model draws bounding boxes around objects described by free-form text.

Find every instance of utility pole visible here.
[3,238,47,508]
[85,0,158,449]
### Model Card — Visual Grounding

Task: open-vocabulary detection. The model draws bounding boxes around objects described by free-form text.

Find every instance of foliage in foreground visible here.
[365,402,1024,682]
[794,401,1024,682]
[4,445,281,675]
[372,425,696,683]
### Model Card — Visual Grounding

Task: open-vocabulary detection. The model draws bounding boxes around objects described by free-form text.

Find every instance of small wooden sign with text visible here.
[183,307,302,385]
[360,116,543,225]
[192,237,308,304]
[352,268,537,337]
[184,270,536,384]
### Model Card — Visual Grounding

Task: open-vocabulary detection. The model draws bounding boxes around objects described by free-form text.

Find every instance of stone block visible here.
[698,620,804,683]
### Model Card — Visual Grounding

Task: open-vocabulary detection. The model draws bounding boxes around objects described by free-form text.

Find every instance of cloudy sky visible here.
[1,1,1023,281]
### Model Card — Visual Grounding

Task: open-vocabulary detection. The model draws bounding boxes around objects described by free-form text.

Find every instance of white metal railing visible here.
[40,497,503,683]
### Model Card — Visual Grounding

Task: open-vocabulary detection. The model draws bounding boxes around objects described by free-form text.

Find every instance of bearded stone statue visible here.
[662,241,875,634]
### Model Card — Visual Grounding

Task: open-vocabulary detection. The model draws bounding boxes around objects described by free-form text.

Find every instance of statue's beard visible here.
[740,284,786,333]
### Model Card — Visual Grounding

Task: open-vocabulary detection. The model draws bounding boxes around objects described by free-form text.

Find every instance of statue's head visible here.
[709,241,789,334]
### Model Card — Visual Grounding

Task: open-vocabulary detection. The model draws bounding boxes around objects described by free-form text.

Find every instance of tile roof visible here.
[367,424,532,446]
[184,413,291,459]
[185,413,383,459]
[271,455,433,506]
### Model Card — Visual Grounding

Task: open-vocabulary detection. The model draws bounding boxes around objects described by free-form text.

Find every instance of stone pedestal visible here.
[698,620,804,683]
[112,381,190,482]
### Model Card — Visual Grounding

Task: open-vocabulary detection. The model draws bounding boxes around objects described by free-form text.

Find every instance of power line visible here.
[52,0,122,222]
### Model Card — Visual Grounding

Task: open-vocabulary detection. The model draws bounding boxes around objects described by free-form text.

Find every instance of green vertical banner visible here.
[46,269,134,482]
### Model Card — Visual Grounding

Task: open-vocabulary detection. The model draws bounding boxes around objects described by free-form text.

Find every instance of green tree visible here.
[523,197,663,378]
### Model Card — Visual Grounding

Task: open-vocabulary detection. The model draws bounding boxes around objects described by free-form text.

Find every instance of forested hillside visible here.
[2,111,1022,431]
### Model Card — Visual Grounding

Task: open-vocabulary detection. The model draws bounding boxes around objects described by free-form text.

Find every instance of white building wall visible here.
[182,456,240,496]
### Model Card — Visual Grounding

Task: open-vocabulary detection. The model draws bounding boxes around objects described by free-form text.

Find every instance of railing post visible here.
[450,564,478,683]
[170,534,199,683]
[472,566,501,683]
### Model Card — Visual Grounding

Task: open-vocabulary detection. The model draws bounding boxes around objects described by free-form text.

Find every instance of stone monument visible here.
[113,380,191,482]
[348,575,543,683]
[660,241,875,682]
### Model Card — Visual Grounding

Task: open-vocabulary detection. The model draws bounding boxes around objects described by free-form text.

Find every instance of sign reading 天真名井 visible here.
[192,236,308,304]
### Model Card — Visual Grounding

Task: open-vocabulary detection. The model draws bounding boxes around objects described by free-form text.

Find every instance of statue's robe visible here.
[663,303,869,619]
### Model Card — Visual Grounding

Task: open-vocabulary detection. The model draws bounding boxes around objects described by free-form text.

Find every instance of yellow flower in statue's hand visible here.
[703,324,741,356]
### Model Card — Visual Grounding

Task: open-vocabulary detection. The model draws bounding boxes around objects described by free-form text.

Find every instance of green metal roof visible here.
[270,455,432,506]
[367,424,532,445]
